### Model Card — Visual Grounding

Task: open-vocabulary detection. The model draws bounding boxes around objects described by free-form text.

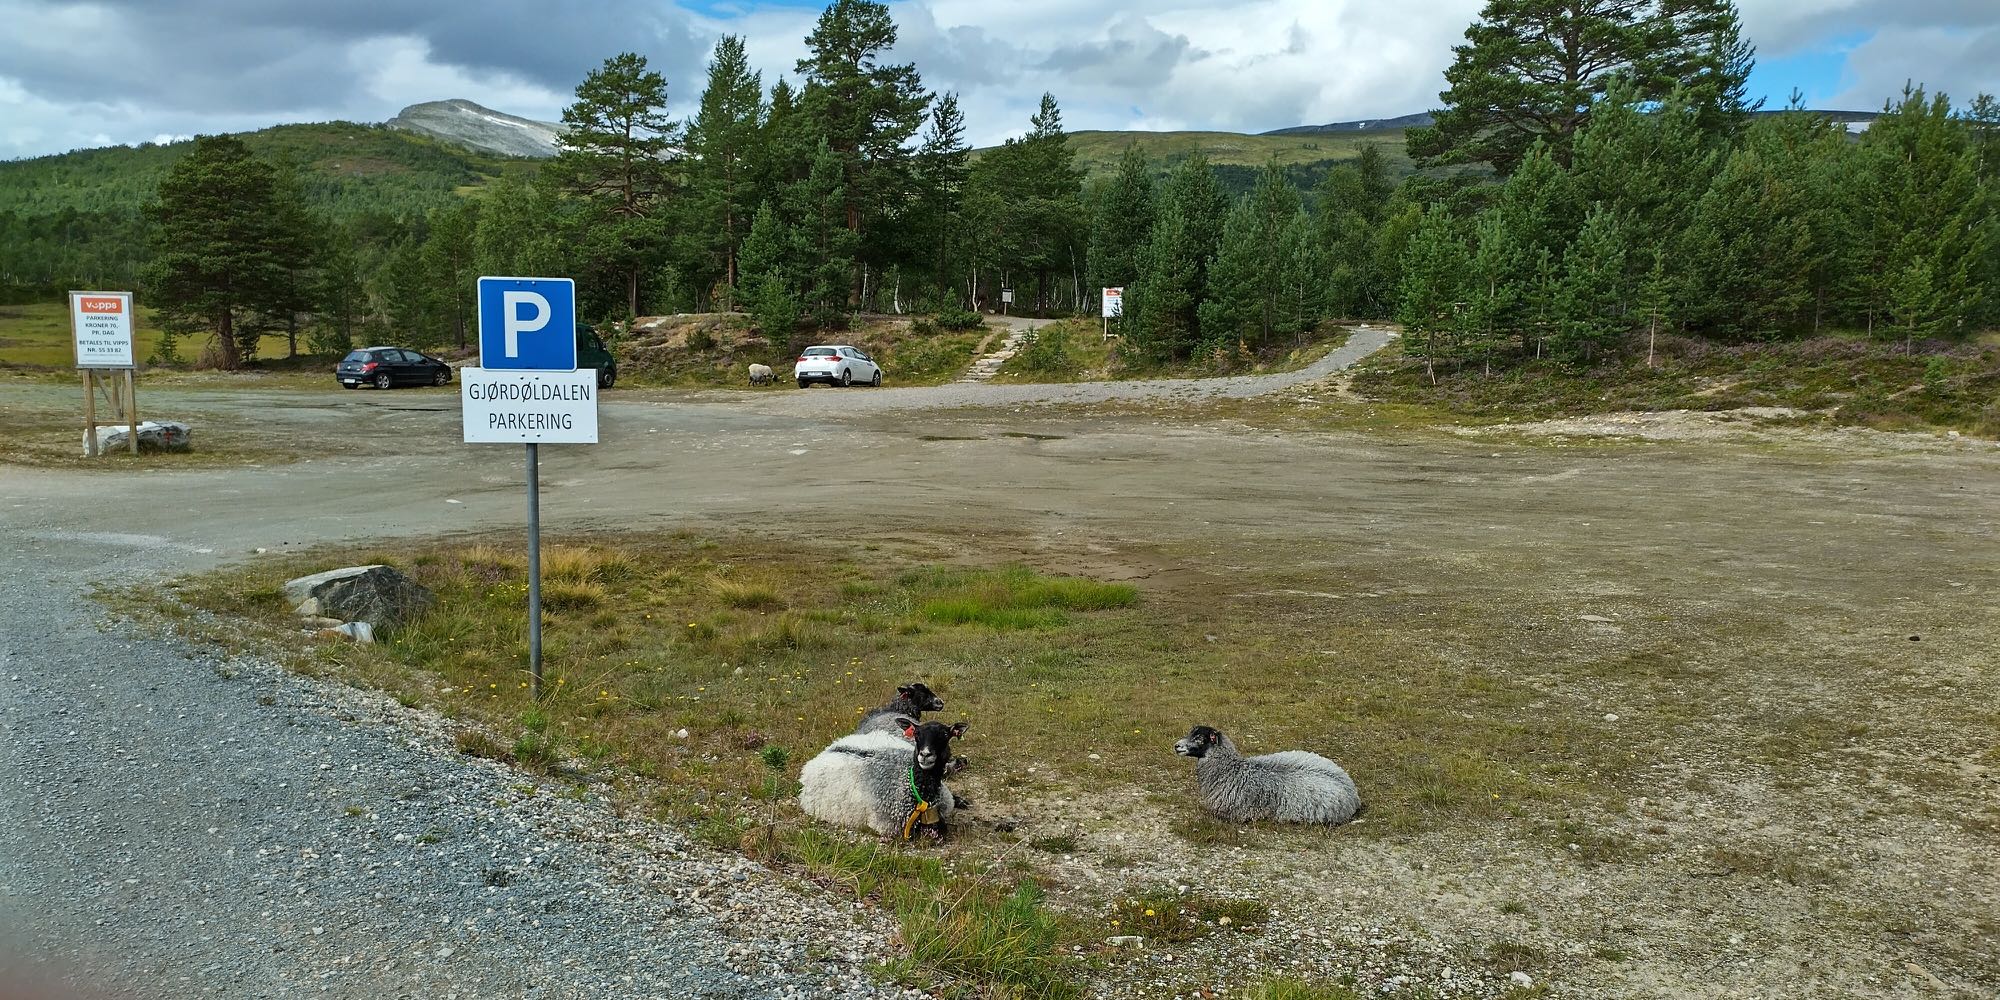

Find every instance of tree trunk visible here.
[628,269,640,318]
[287,314,299,359]
[219,310,240,370]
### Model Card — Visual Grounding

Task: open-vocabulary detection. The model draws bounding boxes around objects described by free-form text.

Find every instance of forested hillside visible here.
[5,0,1998,415]
[0,123,526,304]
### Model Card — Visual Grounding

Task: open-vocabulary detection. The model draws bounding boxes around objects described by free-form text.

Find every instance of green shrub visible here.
[934,307,983,331]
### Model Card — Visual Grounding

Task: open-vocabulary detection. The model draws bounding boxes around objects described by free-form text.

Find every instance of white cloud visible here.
[0,0,1996,160]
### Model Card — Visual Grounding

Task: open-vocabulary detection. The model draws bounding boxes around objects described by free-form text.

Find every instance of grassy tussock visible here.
[1240,981,1366,1000]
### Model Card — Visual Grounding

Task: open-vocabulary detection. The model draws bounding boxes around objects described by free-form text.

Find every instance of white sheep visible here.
[799,720,966,840]
[747,363,775,385]
[1172,725,1360,825]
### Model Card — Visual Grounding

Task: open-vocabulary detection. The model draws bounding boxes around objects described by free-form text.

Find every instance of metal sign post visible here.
[467,276,590,701]
[526,443,542,694]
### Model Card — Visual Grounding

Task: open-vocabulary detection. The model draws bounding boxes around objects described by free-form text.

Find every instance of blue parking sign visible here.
[478,277,577,371]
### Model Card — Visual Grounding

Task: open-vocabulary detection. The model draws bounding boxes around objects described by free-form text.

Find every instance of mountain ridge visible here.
[385,99,565,159]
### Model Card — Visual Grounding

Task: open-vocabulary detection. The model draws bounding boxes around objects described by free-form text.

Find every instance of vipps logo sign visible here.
[71,290,136,368]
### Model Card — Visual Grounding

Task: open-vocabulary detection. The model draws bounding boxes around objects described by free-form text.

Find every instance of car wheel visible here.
[839,368,852,387]
[433,369,449,386]
[797,378,811,389]
[871,370,883,387]
[374,372,393,390]
[598,367,616,389]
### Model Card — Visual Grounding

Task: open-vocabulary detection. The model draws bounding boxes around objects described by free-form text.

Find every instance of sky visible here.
[1,0,1996,161]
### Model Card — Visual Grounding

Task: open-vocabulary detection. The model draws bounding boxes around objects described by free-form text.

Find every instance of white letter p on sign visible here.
[501,291,551,358]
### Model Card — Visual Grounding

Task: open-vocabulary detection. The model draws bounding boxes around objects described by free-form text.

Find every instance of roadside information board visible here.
[1102,287,1124,318]
[460,368,599,444]
[71,291,135,368]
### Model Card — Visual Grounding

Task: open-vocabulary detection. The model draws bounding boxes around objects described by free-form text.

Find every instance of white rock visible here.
[1104,935,1144,948]
[1509,971,1533,987]
[1604,713,1619,721]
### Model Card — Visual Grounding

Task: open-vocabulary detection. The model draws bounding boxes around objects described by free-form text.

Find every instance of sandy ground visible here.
[2,337,1996,998]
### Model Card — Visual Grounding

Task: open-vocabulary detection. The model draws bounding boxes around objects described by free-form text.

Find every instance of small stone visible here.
[1509,971,1533,987]
[435,946,454,958]
[1579,614,1613,623]
[676,728,690,740]
[1105,935,1144,948]
[1604,713,1619,722]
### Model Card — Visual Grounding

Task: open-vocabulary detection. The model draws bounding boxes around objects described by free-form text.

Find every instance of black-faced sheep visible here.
[798,719,967,840]
[855,682,946,736]
[1172,725,1360,825]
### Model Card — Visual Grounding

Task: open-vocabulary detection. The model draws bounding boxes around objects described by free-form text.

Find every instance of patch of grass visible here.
[780,831,1082,998]
[888,879,1083,1000]
[1240,980,1366,1000]
[905,565,1138,629]
[541,579,606,611]
[454,728,510,762]
[711,576,786,611]
[1028,833,1080,854]
[1353,331,2000,437]
[1106,887,1269,943]
[994,319,1353,384]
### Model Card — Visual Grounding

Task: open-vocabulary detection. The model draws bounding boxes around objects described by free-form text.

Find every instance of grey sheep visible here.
[855,682,946,736]
[798,719,966,840]
[1173,725,1360,825]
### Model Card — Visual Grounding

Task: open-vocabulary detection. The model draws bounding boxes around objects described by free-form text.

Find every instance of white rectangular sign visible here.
[461,367,599,444]
[1102,287,1124,318]
[1000,288,1014,304]
[71,291,136,368]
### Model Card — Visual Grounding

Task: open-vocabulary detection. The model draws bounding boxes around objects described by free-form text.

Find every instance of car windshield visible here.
[804,347,838,356]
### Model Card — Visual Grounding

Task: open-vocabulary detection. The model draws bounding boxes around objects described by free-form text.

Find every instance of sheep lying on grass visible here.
[747,363,774,385]
[1173,725,1360,825]
[856,682,946,736]
[799,719,967,841]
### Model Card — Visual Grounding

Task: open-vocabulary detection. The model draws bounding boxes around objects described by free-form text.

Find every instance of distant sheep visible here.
[799,719,967,840]
[856,682,945,736]
[1172,725,1360,825]
[748,363,775,385]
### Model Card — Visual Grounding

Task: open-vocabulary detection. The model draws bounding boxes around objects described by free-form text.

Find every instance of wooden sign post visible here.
[71,291,138,457]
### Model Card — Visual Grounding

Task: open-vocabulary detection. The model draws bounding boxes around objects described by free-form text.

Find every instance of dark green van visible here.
[577,325,618,388]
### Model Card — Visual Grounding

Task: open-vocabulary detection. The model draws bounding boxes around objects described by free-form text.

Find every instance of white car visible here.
[794,344,882,388]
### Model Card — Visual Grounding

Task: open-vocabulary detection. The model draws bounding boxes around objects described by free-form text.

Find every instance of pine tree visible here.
[796,0,930,303]
[419,199,479,349]
[549,52,678,318]
[1570,80,1723,265]
[684,36,766,309]
[143,134,309,369]
[1086,146,1155,298]
[310,224,362,356]
[1395,204,1470,380]
[1553,206,1631,361]
[738,202,801,338]
[786,140,862,325]
[1465,211,1525,368]
[1198,163,1302,350]
[1850,85,1993,338]
[1128,202,1202,362]
[1408,0,1756,173]
[911,92,971,307]
[1637,248,1672,366]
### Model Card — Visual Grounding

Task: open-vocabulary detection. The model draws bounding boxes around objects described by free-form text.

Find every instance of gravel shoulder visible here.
[0,533,913,999]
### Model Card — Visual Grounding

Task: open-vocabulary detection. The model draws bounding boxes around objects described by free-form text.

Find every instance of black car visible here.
[337,347,453,389]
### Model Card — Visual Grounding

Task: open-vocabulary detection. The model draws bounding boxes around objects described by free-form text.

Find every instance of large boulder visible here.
[282,565,434,632]
[84,420,193,455]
